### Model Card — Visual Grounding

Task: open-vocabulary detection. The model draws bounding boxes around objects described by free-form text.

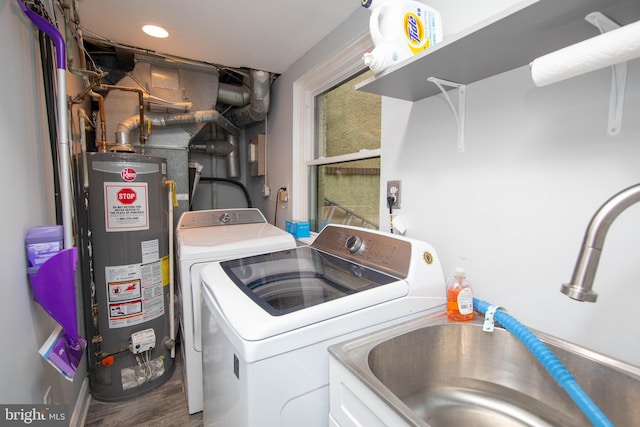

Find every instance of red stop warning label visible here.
[105,183,149,231]
[117,188,137,204]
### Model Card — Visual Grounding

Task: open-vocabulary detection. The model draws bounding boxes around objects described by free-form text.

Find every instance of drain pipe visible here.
[19,0,73,249]
[474,298,614,427]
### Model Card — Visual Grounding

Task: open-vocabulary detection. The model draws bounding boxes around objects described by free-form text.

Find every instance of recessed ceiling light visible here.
[142,24,169,39]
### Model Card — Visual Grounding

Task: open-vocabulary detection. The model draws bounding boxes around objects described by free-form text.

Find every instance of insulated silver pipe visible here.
[189,139,234,156]
[225,133,240,178]
[218,82,250,107]
[227,70,270,126]
[115,109,238,147]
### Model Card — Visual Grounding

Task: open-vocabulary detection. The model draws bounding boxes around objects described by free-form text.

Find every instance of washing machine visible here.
[175,208,297,414]
[200,224,447,427]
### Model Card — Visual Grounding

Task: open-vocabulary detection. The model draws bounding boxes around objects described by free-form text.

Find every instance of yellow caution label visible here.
[162,255,170,286]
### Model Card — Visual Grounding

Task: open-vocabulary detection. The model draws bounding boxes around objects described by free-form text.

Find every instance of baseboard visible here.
[69,377,91,427]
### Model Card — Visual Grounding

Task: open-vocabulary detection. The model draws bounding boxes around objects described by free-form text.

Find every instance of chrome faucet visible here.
[561,183,640,302]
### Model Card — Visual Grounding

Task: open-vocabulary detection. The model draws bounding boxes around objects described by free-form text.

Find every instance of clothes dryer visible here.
[200,224,446,426]
[176,208,296,414]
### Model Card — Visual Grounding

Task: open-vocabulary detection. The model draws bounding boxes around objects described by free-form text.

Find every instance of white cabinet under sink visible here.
[329,354,410,427]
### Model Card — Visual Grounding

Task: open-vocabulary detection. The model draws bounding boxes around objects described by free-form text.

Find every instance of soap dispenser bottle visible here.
[447,258,474,321]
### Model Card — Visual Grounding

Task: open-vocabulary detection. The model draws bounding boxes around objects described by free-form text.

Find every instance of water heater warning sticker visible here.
[109,279,141,302]
[109,299,143,318]
[104,182,149,232]
[105,261,164,328]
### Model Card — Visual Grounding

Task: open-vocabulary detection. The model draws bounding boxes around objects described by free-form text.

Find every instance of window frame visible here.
[291,32,380,226]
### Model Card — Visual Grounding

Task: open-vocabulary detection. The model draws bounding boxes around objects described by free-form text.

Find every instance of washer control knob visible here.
[219,212,231,224]
[345,235,364,254]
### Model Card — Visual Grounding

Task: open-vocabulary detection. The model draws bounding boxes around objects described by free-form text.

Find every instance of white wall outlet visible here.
[386,180,401,209]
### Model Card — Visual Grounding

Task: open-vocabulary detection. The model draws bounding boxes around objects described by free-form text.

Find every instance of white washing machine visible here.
[200,224,447,427]
[175,208,296,414]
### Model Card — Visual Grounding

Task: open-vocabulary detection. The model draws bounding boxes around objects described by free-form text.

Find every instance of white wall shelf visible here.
[356,0,640,101]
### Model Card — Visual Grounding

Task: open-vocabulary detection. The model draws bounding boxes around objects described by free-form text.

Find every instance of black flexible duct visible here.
[197,177,253,208]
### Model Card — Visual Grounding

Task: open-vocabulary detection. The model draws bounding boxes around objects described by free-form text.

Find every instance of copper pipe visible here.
[100,84,147,147]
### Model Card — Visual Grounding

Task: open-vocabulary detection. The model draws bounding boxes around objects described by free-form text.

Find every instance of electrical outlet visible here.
[386,180,401,209]
[278,187,288,203]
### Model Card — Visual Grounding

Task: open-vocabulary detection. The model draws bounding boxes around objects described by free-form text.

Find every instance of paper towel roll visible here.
[531,19,640,87]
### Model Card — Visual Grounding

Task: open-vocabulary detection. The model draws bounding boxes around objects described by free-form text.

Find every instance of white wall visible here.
[263,10,370,228]
[264,0,525,224]
[1,0,87,415]
[269,4,640,368]
[381,62,640,367]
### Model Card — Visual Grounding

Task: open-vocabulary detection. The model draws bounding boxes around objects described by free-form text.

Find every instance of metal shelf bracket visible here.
[586,12,626,136]
[427,77,467,152]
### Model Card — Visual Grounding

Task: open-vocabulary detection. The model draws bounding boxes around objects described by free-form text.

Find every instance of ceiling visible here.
[77,0,362,74]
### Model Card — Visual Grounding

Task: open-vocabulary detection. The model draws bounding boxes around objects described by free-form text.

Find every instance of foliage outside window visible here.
[311,70,381,232]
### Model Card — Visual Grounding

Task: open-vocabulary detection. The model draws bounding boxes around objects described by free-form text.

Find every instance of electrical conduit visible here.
[18,0,74,248]
[473,298,613,427]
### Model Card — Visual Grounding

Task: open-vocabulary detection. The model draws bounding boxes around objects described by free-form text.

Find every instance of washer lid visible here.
[176,222,295,261]
[201,247,409,341]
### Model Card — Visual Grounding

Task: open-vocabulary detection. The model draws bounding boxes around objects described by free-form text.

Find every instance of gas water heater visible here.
[76,151,175,401]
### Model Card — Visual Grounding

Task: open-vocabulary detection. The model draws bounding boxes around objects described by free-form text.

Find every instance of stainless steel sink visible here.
[329,313,640,427]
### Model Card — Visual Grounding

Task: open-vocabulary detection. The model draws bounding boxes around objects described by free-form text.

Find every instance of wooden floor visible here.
[84,347,203,427]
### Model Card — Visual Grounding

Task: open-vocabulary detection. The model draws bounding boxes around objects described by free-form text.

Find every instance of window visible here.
[312,70,381,231]
[292,33,381,233]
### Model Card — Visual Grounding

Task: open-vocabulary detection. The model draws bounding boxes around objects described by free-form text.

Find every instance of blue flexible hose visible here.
[473,298,614,427]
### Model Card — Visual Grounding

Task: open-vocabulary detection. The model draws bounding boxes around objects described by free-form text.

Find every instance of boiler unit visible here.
[76,151,175,401]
